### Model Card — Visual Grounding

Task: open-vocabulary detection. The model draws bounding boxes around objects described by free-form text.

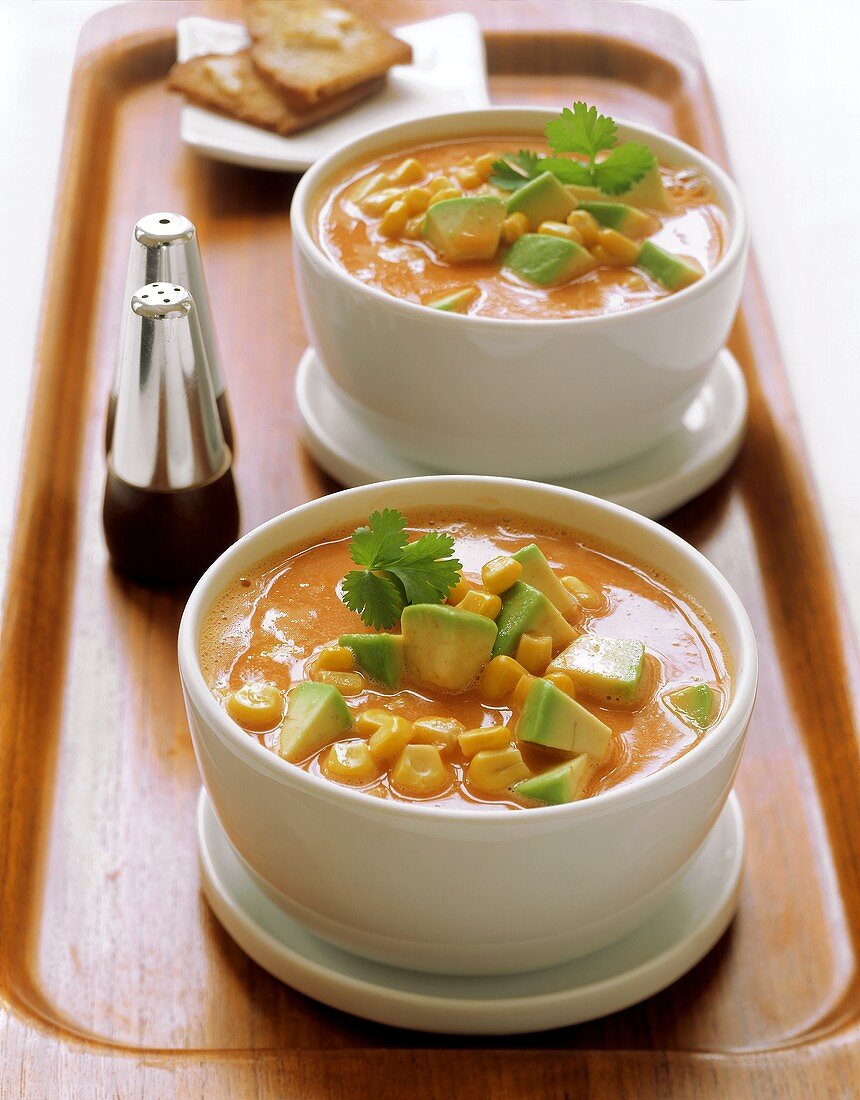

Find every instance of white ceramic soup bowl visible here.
[179,477,757,976]
[292,108,748,480]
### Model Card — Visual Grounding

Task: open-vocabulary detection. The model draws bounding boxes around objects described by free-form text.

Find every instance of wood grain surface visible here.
[1,1,858,1095]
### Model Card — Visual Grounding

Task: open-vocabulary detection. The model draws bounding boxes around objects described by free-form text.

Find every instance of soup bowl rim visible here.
[178,476,758,826]
[291,105,748,330]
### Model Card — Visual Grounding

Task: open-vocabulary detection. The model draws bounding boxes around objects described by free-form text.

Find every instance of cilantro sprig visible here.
[340,509,462,630]
[490,101,656,197]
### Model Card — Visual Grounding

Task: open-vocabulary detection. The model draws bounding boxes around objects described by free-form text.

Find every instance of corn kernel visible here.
[567,209,600,246]
[474,152,496,180]
[359,187,403,216]
[351,171,390,204]
[315,670,365,696]
[480,655,527,701]
[367,715,414,762]
[379,198,410,237]
[225,682,284,730]
[544,671,576,697]
[561,575,602,609]
[317,645,356,672]
[457,589,502,619]
[322,740,382,785]
[481,555,523,595]
[458,724,511,758]
[356,708,393,736]
[403,187,431,214]
[538,220,581,243]
[412,715,464,754]
[403,215,424,240]
[456,166,482,189]
[468,747,530,791]
[502,211,529,245]
[428,187,461,207]
[390,744,451,797]
[392,157,425,185]
[447,573,472,605]
[428,175,455,193]
[511,672,536,709]
[594,227,640,266]
[515,632,553,675]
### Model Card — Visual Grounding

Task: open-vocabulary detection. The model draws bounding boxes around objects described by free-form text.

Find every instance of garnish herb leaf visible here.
[340,509,463,630]
[341,569,405,631]
[545,103,617,163]
[349,508,408,567]
[489,149,542,190]
[540,101,657,196]
[592,142,656,195]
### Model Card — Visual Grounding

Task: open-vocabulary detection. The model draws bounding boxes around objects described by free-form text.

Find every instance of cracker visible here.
[244,0,411,105]
[167,51,384,136]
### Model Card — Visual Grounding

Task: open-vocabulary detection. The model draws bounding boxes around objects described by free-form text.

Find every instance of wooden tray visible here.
[2,1,858,1094]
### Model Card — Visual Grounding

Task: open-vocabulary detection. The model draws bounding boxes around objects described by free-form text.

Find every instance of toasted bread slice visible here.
[245,0,411,105]
[167,51,384,136]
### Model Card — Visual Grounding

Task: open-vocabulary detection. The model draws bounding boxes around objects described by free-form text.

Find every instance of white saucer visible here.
[198,789,744,1035]
[296,347,748,519]
[176,15,489,172]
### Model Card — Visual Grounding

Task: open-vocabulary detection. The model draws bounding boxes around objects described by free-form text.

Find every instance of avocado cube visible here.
[511,544,579,617]
[339,633,405,690]
[514,755,594,805]
[505,234,596,288]
[506,171,576,229]
[666,683,714,728]
[277,681,354,762]
[549,634,645,705]
[566,165,672,212]
[516,678,611,760]
[493,581,576,658]
[578,200,659,238]
[401,603,497,693]
[421,196,505,262]
[637,240,703,291]
[427,285,479,313]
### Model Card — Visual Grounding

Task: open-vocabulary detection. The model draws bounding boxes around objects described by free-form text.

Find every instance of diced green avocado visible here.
[339,633,404,690]
[421,196,505,262]
[514,755,593,805]
[511,544,579,617]
[401,603,497,693]
[506,171,576,229]
[493,582,576,658]
[427,286,479,313]
[549,634,646,705]
[566,164,672,212]
[666,683,714,728]
[637,240,703,291]
[505,234,596,288]
[516,678,612,760]
[578,200,658,238]
[277,681,353,762]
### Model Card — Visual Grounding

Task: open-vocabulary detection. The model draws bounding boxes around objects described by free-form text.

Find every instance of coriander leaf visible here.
[537,156,593,186]
[489,150,541,191]
[545,102,617,161]
[348,508,408,568]
[593,142,656,195]
[341,569,405,630]
[340,515,463,629]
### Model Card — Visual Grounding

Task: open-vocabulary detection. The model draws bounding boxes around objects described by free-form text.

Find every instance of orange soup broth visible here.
[315,137,728,319]
[202,510,731,812]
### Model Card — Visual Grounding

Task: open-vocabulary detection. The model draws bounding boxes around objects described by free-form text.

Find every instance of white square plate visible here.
[175,14,490,172]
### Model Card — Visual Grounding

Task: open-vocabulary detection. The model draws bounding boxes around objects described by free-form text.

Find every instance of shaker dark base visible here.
[102,468,240,588]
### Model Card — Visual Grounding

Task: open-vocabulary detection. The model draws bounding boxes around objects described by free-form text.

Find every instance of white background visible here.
[1,0,857,629]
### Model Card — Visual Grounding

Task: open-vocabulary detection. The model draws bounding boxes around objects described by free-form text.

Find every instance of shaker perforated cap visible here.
[110,282,230,493]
